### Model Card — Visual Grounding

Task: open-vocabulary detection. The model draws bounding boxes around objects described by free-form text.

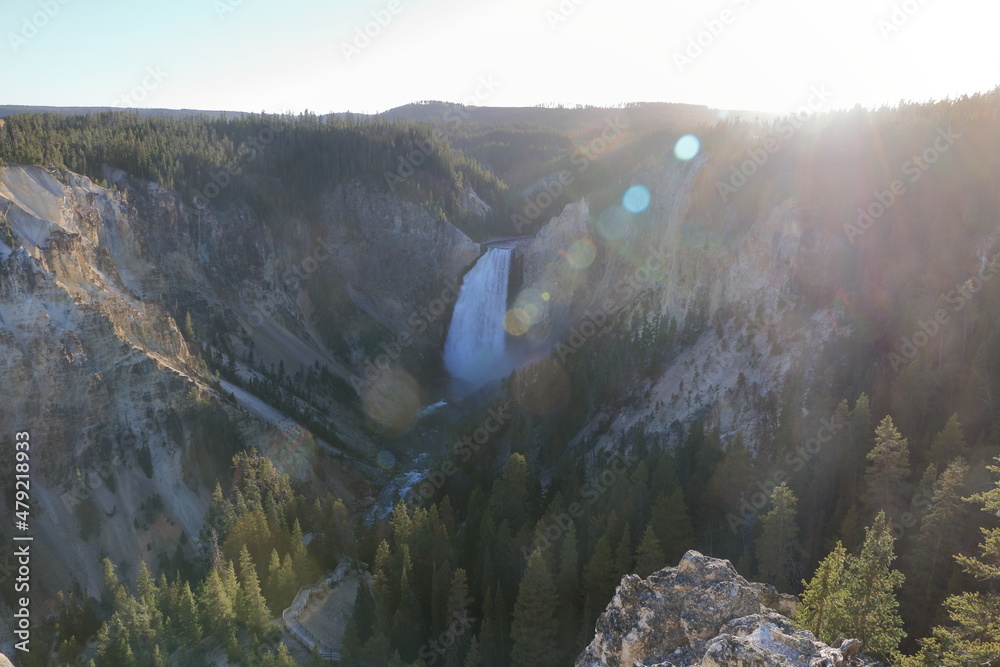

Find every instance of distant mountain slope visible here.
[363,101,774,134]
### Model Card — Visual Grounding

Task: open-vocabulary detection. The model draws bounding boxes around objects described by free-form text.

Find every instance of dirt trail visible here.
[297,571,363,651]
[220,379,360,503]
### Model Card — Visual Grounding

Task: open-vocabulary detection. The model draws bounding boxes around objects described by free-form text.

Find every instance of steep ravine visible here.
[509,158,846,460]
[0,163,481,611]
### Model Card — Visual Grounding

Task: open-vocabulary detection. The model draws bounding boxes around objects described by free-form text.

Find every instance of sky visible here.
[2,0,998,115]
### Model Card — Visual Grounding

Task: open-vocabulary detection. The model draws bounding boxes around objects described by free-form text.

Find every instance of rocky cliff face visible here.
[508,157,847,457]
[0,163,479,607]
[577,551,870,667]
[318,179,480,346]
[0,165,211,601]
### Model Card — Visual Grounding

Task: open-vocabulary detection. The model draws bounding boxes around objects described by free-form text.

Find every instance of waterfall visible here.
[444,247,512,387]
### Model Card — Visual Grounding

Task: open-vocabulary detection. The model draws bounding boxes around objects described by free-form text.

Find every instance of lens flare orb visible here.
[376,449,397,469]
[362,368,422,436]
[674,134,700,161]
[504,308,531,336]
[622,185,651,214]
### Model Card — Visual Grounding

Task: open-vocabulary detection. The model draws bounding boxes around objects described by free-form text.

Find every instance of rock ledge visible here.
[576,550,869,667]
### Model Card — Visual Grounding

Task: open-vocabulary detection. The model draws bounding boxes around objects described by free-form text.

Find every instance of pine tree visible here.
[267,549,283,603]
[582,535,616,608]
[906,457,969,621]
[489,453,533,531]
[236,544,272,633]
[928,414,968,469]
[205,482,235,538]
[911,463,939,526]
[328,497,355,560]
[464,637,483,667]
[351,578,378,646]
[276,554,298,610]
[225,628,240,663]
[390,500,413,549]
[843,512,905,657]
[862,415,911,521]
[845,393,873,492]
[392,545,423,659]
[447,568,473,625]
[797,542,848,644]
[198,567,235,639]
[102,557,126,612]
[362,631,393,665]
[372,539,396,632]
[510,548,560,667]
[704,434,756,521]
[477,586,502,667]
[178,581,202,643]
[340,617,365,666]
[136,561,156,607]
[261,643,297,667]
[635,523,666,578]
[151,644,167,667]
[183,311,195,342]
[223,559,240,605]
[290,518,316,584]
[444,568,473,664]
[755,483,800,592]
[897,456,1000,665]
[651,487,694,563]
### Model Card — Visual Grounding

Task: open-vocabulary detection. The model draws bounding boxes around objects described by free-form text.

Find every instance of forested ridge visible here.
[0,110,509,238]
[5,90,1000,665]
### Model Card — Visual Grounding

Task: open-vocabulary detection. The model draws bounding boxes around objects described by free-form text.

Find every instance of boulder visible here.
[576,550,868,667]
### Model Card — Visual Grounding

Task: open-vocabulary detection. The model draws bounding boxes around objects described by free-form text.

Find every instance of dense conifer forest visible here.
[4,90,1000,664]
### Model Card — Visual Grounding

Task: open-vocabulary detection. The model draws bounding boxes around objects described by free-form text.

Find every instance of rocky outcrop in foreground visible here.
[577,551,869,667]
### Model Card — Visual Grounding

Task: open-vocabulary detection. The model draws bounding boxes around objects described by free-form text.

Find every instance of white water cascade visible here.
[444,247,513,387]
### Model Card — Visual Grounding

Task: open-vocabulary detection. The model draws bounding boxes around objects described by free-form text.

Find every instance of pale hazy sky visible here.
[3,0,997,114]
